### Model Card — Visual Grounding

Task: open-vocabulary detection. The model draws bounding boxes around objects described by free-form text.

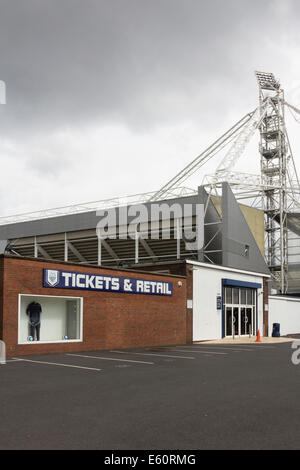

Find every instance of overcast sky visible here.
[0,0,300,216]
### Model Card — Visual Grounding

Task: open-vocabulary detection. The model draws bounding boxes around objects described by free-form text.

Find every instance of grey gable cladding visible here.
[197,186,222,265]
[221,182,269,275]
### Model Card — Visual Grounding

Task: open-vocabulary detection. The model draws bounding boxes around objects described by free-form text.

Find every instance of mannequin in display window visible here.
[26,301,42,341]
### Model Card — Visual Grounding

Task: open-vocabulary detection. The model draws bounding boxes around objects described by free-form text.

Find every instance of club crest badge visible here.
[46,269,59,287]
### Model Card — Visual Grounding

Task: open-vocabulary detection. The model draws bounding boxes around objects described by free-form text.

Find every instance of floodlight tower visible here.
[256,72,288,293]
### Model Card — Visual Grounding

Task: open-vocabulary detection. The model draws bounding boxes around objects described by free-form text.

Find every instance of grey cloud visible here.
[1,0,299,136]
[0,0,300,215]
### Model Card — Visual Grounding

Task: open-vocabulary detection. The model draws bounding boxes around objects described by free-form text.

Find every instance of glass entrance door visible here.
[225,306,241,337]
[247,307,254,335]
[225,307,233,337]
[233,307,239,337]
[241,308,247,335]
[240,307,254,336]
[224,286,256,338]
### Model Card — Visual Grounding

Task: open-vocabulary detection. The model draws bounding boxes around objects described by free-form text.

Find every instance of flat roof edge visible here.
[186,260,271,278]
[269,295,300,302]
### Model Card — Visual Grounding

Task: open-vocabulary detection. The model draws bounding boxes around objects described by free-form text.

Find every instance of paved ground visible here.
[1,342,300,450]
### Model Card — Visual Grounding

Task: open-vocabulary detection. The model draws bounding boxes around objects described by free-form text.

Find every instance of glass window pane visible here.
[20,295,82,343]
[225,287,232,304]
[226,307,232,336]
[241,308,247,335]
[246,289,253,305]
[66,300,80,339]
[233,307,239,335]
[233,288,239,304]
[246,308,253,335]
[240,289,246,305]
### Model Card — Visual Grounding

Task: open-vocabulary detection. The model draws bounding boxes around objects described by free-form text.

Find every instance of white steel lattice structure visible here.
[150,72,300,293]
[256,73,300,293]
[256,72,289,292]
[0,187,196,226]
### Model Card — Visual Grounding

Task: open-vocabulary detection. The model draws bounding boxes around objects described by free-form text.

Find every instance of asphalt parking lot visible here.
[1,342,300,450]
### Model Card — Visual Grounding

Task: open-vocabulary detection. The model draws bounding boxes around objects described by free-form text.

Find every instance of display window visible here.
[18,294,83,344]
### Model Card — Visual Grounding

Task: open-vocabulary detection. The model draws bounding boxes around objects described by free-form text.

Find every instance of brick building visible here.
[0,255,187,356]
[0,254,270,356]
[0,183,276,355]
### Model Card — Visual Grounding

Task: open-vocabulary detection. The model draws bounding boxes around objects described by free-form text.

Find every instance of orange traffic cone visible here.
[256,330,262,343]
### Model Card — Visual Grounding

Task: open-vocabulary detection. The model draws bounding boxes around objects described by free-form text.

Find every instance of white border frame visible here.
[18,293,83,345]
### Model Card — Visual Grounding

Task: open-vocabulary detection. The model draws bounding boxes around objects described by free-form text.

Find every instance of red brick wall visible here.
[135,262,193,343]
[1,256,187,356]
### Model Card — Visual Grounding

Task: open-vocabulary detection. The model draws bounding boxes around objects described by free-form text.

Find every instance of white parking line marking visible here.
[12,358,101,371]
[67,354,154,365]
[236,345,277,349]
[201,346,253,352]
[158,345,253,353]
[110,350,195,360]
[183,346,254,352]
[170,348,227,355]
[204,345,277,350]
[192,344,277,350]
